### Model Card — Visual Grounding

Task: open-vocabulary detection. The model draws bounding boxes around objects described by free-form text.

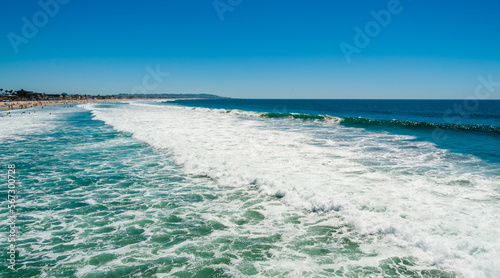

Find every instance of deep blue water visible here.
[1,101,499,277]
[172,99,500,163]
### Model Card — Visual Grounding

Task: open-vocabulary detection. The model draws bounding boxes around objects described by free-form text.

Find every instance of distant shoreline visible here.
[0,91,227,110]
[0,99,137,110]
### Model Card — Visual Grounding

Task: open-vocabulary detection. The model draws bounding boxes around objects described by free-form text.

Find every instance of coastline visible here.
[0,98,135,110]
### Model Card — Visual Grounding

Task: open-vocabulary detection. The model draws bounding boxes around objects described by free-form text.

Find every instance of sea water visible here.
[0,99,499,277]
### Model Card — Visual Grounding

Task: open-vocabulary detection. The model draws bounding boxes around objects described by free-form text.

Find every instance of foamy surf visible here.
[84,101,500,277]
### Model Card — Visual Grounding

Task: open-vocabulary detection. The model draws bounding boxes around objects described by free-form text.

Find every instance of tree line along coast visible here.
[0,88,226,110]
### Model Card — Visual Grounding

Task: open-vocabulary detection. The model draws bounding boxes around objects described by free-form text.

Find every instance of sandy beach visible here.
[0,99,129,110]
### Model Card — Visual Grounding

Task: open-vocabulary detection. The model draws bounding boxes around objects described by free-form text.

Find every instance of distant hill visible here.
[118,93,228,99]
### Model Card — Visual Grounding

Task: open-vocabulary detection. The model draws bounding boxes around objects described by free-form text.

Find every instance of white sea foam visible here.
[0,107,62,142]
[85,101,500,277]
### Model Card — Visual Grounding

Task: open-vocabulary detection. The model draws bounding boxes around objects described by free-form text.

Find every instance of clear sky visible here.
[1,0,499,98]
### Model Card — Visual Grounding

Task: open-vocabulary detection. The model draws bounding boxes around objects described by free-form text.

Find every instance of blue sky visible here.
[0,0,499,98]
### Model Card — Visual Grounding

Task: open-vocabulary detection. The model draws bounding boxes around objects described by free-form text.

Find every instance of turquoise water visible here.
[172,99,500,164]
[1,101,498,277]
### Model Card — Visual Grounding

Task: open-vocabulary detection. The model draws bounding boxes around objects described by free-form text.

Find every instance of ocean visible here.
[1,99,499,277]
